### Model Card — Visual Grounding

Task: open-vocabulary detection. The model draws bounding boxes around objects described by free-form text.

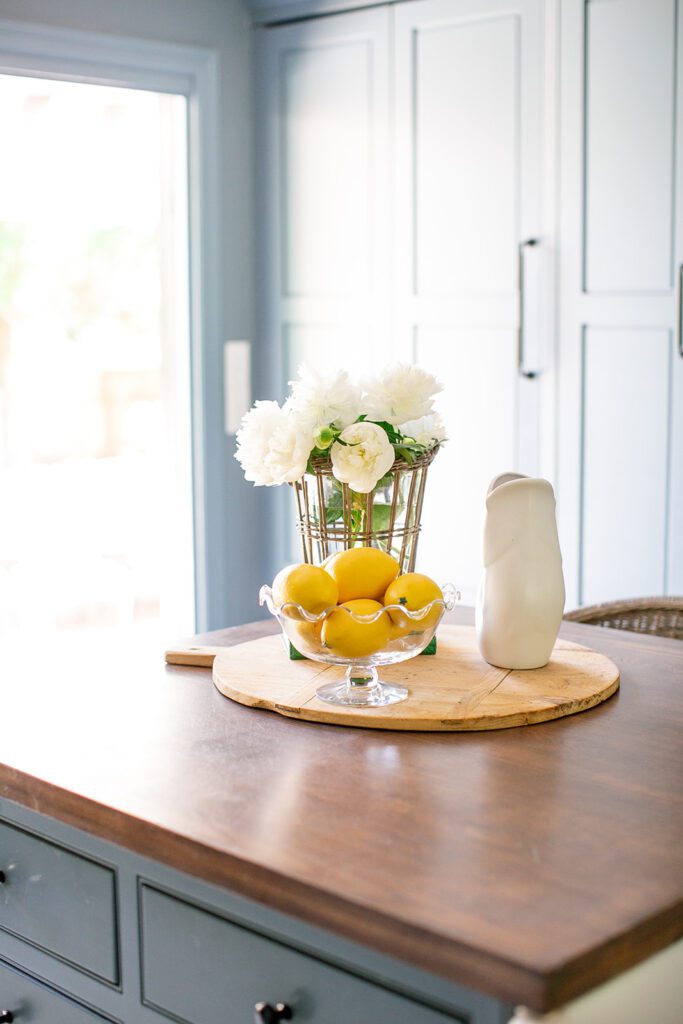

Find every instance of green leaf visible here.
[325,504,344,525]
[365,419,404,443]
[324,486,344,525]
[394,445,416,464]
[350,508,364,540]
[371,504,393,532]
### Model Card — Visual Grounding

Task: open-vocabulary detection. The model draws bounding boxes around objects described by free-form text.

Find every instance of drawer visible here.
[0,958,113,1022]
[0,820,118,984]
[140,885,466,1024]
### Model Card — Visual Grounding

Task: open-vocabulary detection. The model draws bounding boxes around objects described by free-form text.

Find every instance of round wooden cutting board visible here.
[211,624,620,731]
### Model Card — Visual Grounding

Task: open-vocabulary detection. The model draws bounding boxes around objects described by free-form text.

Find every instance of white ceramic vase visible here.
[475,473,565,670]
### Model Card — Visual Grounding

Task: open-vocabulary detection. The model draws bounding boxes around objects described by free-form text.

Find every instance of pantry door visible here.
[258,7,391,564]
[393,0,555,602]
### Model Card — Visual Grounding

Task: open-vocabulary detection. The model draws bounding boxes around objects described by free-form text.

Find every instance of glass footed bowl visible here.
[259,582,459,708]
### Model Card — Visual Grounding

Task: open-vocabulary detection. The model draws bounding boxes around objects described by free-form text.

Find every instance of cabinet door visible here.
[140,884,470,1024]
[670,0,683,597]
[0,959,111,1023]
[258,8,391,567]
[557,0,682,606]
[0,820,118,984]
[393,0,551,602]
[258,8,391,398]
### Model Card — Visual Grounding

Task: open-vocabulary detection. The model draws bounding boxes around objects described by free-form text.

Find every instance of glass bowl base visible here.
[316,666,408,707]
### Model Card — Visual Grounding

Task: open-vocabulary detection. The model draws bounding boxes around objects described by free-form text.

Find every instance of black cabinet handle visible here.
[0,871,5,883]
[254,1002,293,1023]
[0,1010,14,1022]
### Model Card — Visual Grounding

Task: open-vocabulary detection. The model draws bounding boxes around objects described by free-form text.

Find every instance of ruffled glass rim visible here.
[259,582,459,623]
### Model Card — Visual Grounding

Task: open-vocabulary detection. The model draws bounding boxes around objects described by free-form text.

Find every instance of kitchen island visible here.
[1,608,682,1023]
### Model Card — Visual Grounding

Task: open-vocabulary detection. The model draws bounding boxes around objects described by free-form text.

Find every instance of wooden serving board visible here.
[207,624,619,731]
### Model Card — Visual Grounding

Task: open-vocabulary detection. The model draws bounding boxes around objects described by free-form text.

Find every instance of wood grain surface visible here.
[1,608,682,1012]
[209,625,620,730]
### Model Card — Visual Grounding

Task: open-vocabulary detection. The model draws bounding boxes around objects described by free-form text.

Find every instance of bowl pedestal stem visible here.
[316,665,408,708]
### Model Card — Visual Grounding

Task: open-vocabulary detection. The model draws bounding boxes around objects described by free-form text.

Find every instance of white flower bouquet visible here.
[235,363,445,569]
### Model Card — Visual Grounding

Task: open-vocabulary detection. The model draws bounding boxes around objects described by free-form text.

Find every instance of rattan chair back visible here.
[564,597,683,641]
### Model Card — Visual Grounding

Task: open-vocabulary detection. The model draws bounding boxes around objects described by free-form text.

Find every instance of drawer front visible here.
[0,958,112,1023]
[140,885,466,1024]
[0,820,118,984]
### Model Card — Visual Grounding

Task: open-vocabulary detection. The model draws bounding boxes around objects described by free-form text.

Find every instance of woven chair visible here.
[564,597,683,641]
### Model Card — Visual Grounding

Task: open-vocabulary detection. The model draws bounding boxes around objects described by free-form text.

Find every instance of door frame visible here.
[0,18,220,630]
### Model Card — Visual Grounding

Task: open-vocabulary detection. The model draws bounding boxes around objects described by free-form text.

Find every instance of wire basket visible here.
[291,447,439,572]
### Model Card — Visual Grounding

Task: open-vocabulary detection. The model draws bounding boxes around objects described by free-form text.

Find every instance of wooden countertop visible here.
[1,608,682,1012]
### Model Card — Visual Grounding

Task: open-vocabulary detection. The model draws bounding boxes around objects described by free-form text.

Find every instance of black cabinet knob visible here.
[0,1010,14,1023]
[254,1002,293,1024]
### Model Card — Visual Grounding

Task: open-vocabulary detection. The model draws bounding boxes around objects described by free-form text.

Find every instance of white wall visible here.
[0,0,264,629]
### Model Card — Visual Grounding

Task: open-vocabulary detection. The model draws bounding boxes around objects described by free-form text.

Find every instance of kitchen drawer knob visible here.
[254,1002,293,1023]
[0,1011,14,1022]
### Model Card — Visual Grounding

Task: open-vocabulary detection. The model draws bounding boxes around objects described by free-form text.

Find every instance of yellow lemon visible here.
[272,563,338,620]
[384,573,444,635]
[324,547,400,603]
[321,599,392,659]
[286,618,323,655]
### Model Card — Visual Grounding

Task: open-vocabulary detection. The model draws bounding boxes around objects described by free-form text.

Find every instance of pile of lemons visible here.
[272,547,443,659]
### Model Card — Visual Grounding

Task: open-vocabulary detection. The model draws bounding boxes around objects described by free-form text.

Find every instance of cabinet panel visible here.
[669,0,683,594]
[260,8,391,570]
[0,819,118,985]
[557,0,679,605]
[282,38,372,298]
[394,0,548,602]
[0,959,112,1023]
[581,329,670,603]
[415,329,516,601]
[414,15,519,296]
[669,340,683,594]
[140,884,467,1024]
[284,323,374,377]
[584,0,676,293]
[260,7,391,413]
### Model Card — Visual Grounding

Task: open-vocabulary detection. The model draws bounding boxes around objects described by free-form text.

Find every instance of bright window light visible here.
[0,74,195,653]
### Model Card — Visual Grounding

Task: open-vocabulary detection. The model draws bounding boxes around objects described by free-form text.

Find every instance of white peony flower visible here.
[398,413,447,448]
[330,421,395,494]
[363,364,443,425]
[285,364,362,431]
[234,401,314,486]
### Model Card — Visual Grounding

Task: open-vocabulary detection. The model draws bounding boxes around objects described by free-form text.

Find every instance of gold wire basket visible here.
[291,447,439,572]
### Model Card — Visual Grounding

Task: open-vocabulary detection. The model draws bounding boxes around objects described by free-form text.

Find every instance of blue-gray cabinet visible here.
[0,820,119,985]
[0,798,511,1024]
